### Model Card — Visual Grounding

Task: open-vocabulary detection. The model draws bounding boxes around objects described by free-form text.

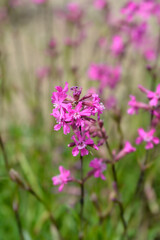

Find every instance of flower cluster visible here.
[51,82,105,138]
[128,84,160,149]
[51,83,106,191]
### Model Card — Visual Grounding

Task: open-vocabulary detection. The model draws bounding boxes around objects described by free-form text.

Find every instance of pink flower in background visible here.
[138,1,155,20]
[68,131,98,156]
[46,38,57,57]
[36,67,50,80]
[123,141,136,153]
[111,35,124,56]
[88,64,106,81]
[107,66,121,89]
[127,95,139,115]
[66,2,83,23]
[89,158,106,180]
[94,0,107,10]
[136,128,160,149]
[88,64,121,92]
[139,84,160,106]
[144,49,156,62]
[52,166,71,192]
[115,141,136,161]
[131,22,148,48]
[50,108,70,135]
[121,1,139,22]
[127,95,151,115]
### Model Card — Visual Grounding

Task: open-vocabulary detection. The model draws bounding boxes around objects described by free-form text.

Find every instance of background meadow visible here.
[1,0,160,239]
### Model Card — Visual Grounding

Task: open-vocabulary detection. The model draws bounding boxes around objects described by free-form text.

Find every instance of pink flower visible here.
[138,1,155,20]
[66,2,83,23]
[136,128,160,149]
[67,102,91,127]
[36,67,50,80]
[89,158,106,180]
[88,64,121,92]
[123,141,136,153]
[94,0,107,10]
[139,84,160,107]
[52,166,71,192]
[46,38,57,57]
[115,141,136,161]
[121,1,139,22]
[111,35,124,56]
[127,95,151,115]
[131,22,148,48]
[68,131,98,156]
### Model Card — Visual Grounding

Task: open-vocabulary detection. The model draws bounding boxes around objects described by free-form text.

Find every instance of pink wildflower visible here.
[94,0,107,10]
[88,64,121,92]
[68,131,98,157]
[127,95,151,115]
[115,141,136,161]
[136,128,160,149]
[52,166,71,192]
[144,49,156,62]
[66,2,83,23]
[111,35,124,56]
[121,1,139,22]
[139,84,160,107]
[89,158,106,180]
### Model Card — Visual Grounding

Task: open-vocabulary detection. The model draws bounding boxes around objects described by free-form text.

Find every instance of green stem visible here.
[79,154,84,240]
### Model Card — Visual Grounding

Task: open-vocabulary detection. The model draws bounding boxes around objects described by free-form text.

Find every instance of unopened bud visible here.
[98,120,104,128]
[68,142,75,147]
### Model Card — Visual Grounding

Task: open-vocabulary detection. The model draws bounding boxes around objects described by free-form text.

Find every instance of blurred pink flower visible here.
[115,141,136,161]
[94,0,107,10]
[131,22,148,48]
[121,1,139,22]
[88,64,121,92]
[52,166,71,192]
[136,128,160,149]
[66,2,83,23]
[144,49,156,62]
[127,95,151,115]
[36,67,50,80]
[89,158,106,180]
[139,84,160,107]
[111,35,124,56]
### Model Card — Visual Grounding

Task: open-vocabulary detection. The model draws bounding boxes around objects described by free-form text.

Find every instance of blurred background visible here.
[1,0,160,239]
